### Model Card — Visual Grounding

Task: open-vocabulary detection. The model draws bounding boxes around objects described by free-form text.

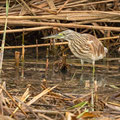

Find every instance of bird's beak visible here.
[42,32,64,39]
[41,34,59,39]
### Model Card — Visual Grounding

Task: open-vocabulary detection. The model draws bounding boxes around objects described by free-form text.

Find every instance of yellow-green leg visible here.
[92,61,95,77]
[81,59,84,71]
[91,60,95,111]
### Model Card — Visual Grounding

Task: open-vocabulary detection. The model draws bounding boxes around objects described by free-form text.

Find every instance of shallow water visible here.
[2,58,120,96]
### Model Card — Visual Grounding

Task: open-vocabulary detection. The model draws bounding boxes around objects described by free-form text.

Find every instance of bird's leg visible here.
[92,61,95,77]
[81,59,84,70]
[91,60,95,111]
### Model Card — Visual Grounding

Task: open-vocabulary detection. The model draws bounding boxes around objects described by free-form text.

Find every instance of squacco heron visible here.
[42,29,108,75]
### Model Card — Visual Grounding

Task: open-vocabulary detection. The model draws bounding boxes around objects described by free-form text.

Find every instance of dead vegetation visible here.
[0,80,120,120]
[0,0,120,51]
[0,0,120,120]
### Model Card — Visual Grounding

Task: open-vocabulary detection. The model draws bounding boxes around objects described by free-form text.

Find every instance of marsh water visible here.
[2,56,120,96]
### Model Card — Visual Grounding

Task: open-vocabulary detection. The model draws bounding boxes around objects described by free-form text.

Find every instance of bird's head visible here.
[42,30,74,41]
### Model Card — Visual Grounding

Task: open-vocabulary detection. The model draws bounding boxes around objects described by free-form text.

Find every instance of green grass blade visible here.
[77,109,89,119]
[68,101,88,110]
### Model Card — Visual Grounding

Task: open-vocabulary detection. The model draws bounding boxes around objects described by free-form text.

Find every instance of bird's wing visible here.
[82,34,105,60]
[68,33,92,61]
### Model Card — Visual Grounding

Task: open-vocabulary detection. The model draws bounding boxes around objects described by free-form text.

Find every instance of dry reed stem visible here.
[0,26,53,34]
[27,85,58,106]
[31,4,56,14]
[15,51,20,68]
[11,88,30,117]
[0,20,120,31]
[57,0,70,14]
[0,13,118,21]
[33,109,65,114]
[62,0,115,8]
[0,35,118,50]
[38,113,54,120]
[19,0,36,16]
[46,0,56,9]
[0,84,27,117]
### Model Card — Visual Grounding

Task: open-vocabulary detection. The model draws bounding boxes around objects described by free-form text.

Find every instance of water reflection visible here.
[2,60,119,95]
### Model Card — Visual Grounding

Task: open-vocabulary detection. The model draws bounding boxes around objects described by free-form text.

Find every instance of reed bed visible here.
[0,1,120,119]
[0,0,120,53]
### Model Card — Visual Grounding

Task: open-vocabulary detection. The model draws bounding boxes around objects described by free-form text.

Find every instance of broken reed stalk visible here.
[0,0,9,82]
[11,88,30,117]
[21,31,25,78]
[45,48,49,77]
[36,39,38,69]
[0,84,27,117]
[15,51,20,68]
[15,51,20,80]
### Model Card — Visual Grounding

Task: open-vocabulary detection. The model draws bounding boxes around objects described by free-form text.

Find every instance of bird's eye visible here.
[59,33,64,36]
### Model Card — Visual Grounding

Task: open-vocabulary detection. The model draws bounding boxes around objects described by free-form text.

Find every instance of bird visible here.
[42,29,108,76]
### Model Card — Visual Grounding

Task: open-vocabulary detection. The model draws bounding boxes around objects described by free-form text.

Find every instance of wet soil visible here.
[1,56,120,120]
